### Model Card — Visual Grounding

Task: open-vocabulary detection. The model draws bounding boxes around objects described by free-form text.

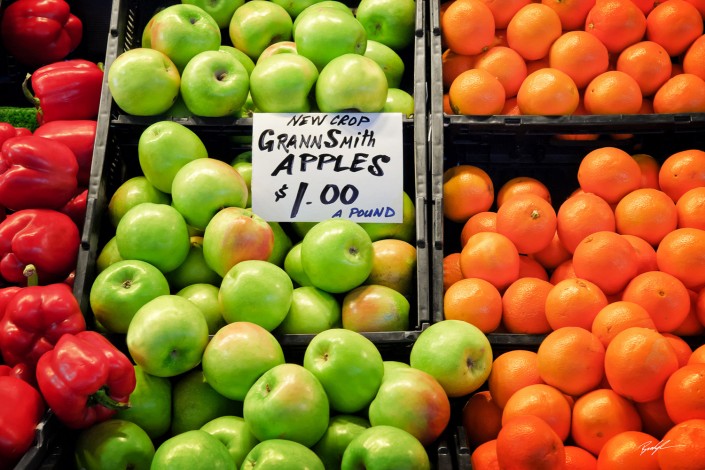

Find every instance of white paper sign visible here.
[251,113,404,222]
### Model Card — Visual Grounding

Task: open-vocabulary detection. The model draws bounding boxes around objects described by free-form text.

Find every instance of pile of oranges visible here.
[440,0,705,115]
[442,146,705,467]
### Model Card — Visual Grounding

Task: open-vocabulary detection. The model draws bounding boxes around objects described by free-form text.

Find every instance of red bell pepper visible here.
[0,0,82,68]
[0,209,80,285]
[0,135,78,211]
[23,59,103,125]
[35,331,135,429]
[33,120,96,186]
[60,188,88,230]
[0,375,45,469]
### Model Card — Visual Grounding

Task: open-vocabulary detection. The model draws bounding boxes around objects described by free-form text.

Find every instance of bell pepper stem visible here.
[22,74,40,108]
[23,264,39,286]
[91,387,130,411]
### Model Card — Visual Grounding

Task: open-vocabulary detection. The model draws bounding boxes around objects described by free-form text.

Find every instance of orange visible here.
[496,176,552,208]
[669,290,705,336]
[474,46,528,98]
[517,67,581,115]
[583,70,643,115]
[550,259,576,285]
[471,439,500,470]
[496,414,566,469]
[614,188,678,246]
[526,57,551,75]
[684,0,705,16]
[545,278,609,331]
[507,3,563,61]
[689,344,705,364]
[621,234,659,274]
[621,271,691,333]
[496,193,557,254]
[658,149,705,202]
[572,231,639,296]
[653,73,705,113]
[564,445,598,469]
[460,231,521,291]
[460,211,497,247]
[646,0,703,57]
[444,277,503,333]
[462,390,504,447]
[596,430,661,469]
[676,187,705,230]
[488,349,545,409]
[549,31,610,90]
[616,41,673,97]
[442,49,476,90]
[604,327,680,403]
[441,0,496,56]
[443,93,453,114]
[696,289,705,330]
[537,326,606,397]
[518,255,550,281]
[501,277,554,334]
[662,332,694,366]
[635,397,677,439]
[449,68,507,115]
[577,146,641,205]
[632,153,660,189]
[443,252,464,292]
[591,301,656,347]
[542,0,597,31]
[480,0,532,28]
[556,192,616,254]
[501,96,521,114]
[656,419,705,470]
[663,363,705,423]
[584,0,647,54]
[683,34,705,81]
[656,228,705,290]
[531,231,572,271]
[443,164,495,223]
[502,383,573,441]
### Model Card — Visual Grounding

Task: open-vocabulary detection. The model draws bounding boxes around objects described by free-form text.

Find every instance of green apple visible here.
[355,0,416,51]
[96,237,123,273]
[243,363,330,447]
[183,0,245,28]
[166,236,222,290]
[383,360,410,375]
[364,40,405,88]
[115,203,191,273]
[151,430,235,469]
[340,425,430,470]
[257,40,298,63]
[409,319,493,398]
[231,156,252,207]
[147,3,222,71]
[358,191,415,242]
[202,207,275,277]
[365,239,416,297]
[164,94,193,118]
[229,1,293,61]
[74,419,155,470]
[107,176,170,227]
[266,221,293,266]
[315,54,388,112]
[107,48,181,116]
[201,321,286,401]
[294,7,367,71]
[249,54,319,113]
[180,50,251,117]
[201,416,260,468]
[341,284,410,332]
[126,294,210,377]
[115,365,172,440]
[242,439,324,470]
[89,259,170,334]
[219,45,256,76]
[293,1,352,35]
[383,88,415,116]
[171,158,249,230]
[275,286,341,334]
[284,242,313,287]
[312,415,370,469]
[291,221,316,239]
[219,260,293,330]
[138,120,209,194]
[368,367,451,446]
[301,219,374,294]
[303,328,384,413]
[271,0,327,18]
[177,283,226,334]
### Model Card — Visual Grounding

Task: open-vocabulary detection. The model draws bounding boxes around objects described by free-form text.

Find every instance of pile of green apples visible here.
[106,0,417,117]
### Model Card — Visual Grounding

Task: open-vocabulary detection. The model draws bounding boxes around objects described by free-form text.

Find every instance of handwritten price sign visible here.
[251,113,404,222]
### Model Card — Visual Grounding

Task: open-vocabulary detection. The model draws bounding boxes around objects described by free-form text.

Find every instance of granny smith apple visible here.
[301,219,374,294]
[242,439,324,470]
[107,176,170,227]
[409,319,493,398]
[341,284,411,332]
[365,239,416,297]
[271,0,326,18]
[219,45,256,76]
[171,158,249,230]
[294,7,367,71]
[114,365,172,440]
[358,191,415,242]
[183,0,245,29]
[202,207,274,277]
[138,120,209,194]
[126,294,210,377]
[267,221,293,267]
[284,242,313,287]
[147,3,222,71]
[74,419,155,470]
[315,54,388,112]
[231,157,252,207]
[340,425,430,470]
[312,415,370,469]
[291,221,316,239]
[201,416,260,468]
[229,1,293,61]
[275,286,341,334]
[180,50,251,117]
[243,363,330,447]
[257,40,298,63]
[355,0,416,51]
[249,54,319,113]
[293,1,352,35]
[303,328,384,413]
[201,321,286,401]
[164,94,193,118]
[383,88,415,116]
[89,259,170,334]
[364,40,405,88]
[107,48,181,116]
[96,237,123,273]
[115,203,191,273]
[219,260,293,330]
[383,360,410,375]
[152,430,235,469]
[166,236,222,290]
[177,283,226,334]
